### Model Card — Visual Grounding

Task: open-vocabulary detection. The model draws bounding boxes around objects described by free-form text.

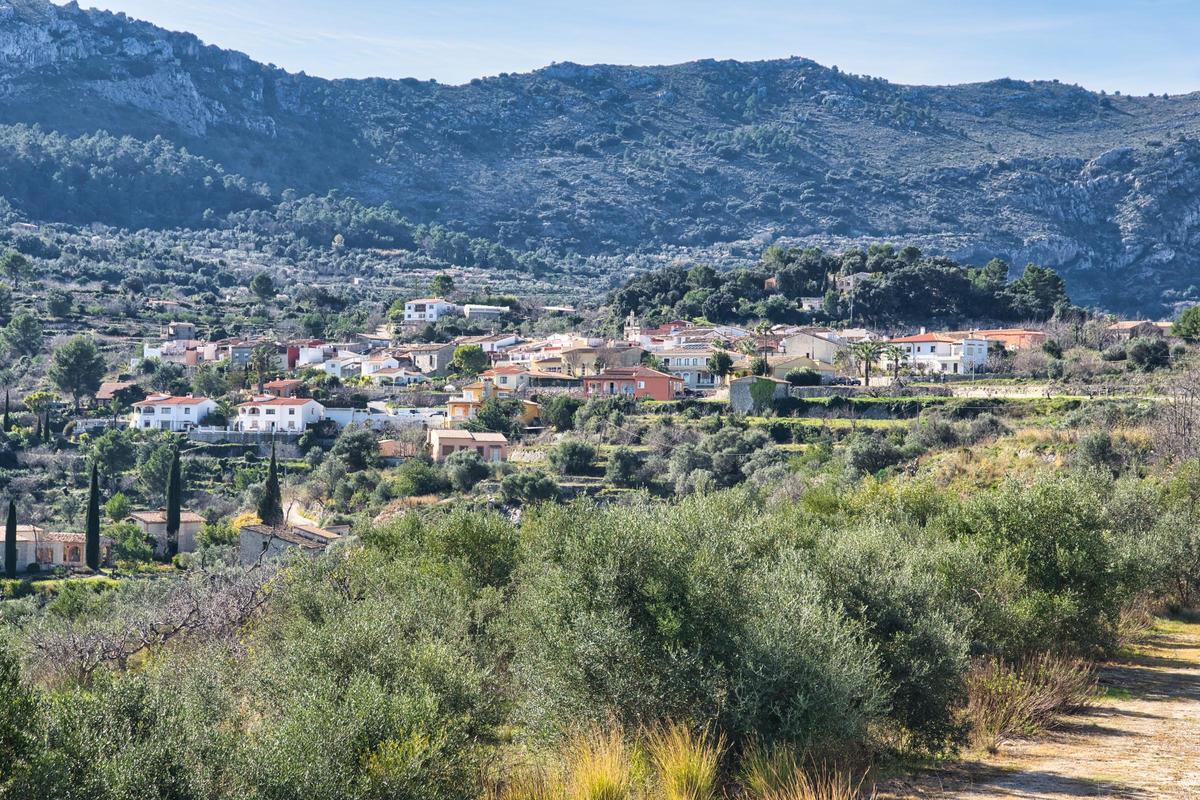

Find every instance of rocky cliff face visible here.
[2,0,1200,312]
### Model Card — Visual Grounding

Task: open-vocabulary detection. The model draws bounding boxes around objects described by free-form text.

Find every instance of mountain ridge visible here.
[5,0,1200,313]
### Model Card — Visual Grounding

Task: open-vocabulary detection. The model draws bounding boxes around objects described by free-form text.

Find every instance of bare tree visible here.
[1155,366,1200,463]
[26,561,281,683]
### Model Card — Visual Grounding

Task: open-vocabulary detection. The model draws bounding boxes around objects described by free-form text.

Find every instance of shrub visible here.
[906,417,959,451]
[963,413,1009,444]
[445,449,490,492]
[965,654,1096,753]
[784,368,822,387]
[500,470,560,505]
[542,395,584,431]
[1099,344,1126,361]
[1076,430,1117,470]
[1127,336,1169,371]
[604,446,642,487]
[392,458,450,496]
[813,525,969,749]
[842,433,905,476]
[548,440,597,476]
[107,521,153,564]
[957,476,1122,654]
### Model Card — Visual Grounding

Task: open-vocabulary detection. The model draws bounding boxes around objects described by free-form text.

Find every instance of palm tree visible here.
[880,344,907,383]
[248,344,276,394]
[849,341,886,387]
[753,320,772,357]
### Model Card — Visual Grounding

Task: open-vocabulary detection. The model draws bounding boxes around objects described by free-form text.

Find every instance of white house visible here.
[887,333,989,374]
[780,330,846,365]
[236,396,325,433]
[322,355,362,379]
[368,367,429,386]
[130,395,217,431]
[462,303,510,320]
[403,298,458,323]
[799,297,824,312]
[129,509,206,556]
[455,332,522,354]
[361,352,401,376]
[655,349,719,389]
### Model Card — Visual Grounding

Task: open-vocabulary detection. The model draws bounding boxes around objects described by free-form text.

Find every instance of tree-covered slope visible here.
[3,0,1200,311]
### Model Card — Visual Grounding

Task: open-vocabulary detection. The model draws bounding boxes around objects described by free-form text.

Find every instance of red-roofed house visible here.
[582,367,683,401]
[130,395,217,431]
[235,396,325,432]
[262,378,304,398]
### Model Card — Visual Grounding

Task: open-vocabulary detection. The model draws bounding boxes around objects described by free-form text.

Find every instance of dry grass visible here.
[965,653,1097,753]
[740,744,874,800]
[1116,595,1158,649]
[565,727,637,800]
[482,765,561,800]
[646,722,724,800]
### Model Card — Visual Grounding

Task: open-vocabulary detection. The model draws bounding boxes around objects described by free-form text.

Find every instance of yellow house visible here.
[446,379,541,427]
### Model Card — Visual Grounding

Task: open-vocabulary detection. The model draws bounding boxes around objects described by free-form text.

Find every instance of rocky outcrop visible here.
[2,0,1200,311]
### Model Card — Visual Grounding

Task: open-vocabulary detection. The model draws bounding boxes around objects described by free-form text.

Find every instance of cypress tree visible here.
[165,446,181,558]
[43,412,50,444]
[85,461,101,571]
[32,415,40,442]
[257,442,283,527]
[2,390,9,433]
[4,500,15,580]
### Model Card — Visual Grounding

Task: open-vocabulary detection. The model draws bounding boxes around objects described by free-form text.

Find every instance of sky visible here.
[66,0,1200,94]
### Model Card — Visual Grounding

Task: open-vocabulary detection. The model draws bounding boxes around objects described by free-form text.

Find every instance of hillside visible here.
[4,0,1200,312]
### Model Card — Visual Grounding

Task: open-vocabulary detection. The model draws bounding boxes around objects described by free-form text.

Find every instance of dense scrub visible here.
[0,463,1194,797]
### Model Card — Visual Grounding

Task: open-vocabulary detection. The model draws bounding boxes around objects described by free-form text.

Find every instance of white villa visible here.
[403,298,458,323]
[130,395,217,431]
[236,396,325,433]
[887,333,989,374]
[655,349,720,389]
[780,329,847,365]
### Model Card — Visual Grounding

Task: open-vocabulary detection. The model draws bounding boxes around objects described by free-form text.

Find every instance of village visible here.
[4,274,1186,577]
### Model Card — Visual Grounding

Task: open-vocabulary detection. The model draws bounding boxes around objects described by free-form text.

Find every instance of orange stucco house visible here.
[581,366,683,401]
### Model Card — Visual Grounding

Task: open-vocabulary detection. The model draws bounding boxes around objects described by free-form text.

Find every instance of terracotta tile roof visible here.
[238,396,319,407]
[432,429,508,443]
[96,381,134,400]
[133,394,212,406]
[241,524,341,550]
[129,509,205,524]
[888,333,959,344]
[584,366,678,381]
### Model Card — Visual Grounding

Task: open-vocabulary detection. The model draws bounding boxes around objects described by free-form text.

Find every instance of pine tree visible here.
[256,442,283,527]
[165,446,181,558]
[85,462,101,571]
[4,500,15,579]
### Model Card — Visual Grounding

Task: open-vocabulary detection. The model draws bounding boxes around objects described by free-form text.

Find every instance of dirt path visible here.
[882,617,1200,799]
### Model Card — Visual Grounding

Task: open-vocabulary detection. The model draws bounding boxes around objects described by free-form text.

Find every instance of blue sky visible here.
[72,1,1200,94]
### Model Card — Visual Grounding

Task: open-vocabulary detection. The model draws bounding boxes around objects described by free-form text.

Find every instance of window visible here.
[288,409,296,415]
[184,408,191,415]
[637,380,646,389]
